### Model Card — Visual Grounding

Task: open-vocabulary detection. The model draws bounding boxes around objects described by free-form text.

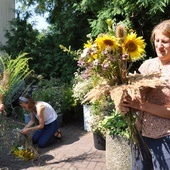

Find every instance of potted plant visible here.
[100,111,131,170]
[89,97,114,150]
[72,71,114,150]
[72,71,96,131]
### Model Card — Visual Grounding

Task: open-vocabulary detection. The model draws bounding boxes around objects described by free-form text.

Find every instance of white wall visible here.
[0,0,15,45]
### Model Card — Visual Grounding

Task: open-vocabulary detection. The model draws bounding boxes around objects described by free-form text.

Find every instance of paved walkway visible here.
[26,120,106,170]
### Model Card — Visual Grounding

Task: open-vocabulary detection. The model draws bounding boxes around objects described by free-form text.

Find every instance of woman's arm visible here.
[121,98,170,119]
[21,104,45,134]
[23,112,35,128]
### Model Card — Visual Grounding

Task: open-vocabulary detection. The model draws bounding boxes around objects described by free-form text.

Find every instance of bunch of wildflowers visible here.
[78,21,146,85]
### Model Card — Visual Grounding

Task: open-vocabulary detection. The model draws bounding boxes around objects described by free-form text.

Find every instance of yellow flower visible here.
[95,35,119,52]
[84,41,92,48]
[88,54,98,62]
[23,150,34,161]
[14,149,24,158]
[124,32,145,61]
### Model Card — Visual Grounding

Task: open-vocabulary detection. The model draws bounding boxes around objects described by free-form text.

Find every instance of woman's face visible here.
[20,103,30,111]
[154,31,170,64]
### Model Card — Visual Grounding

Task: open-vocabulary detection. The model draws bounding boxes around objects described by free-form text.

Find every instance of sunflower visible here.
[95,34,119,52]
[124,32,146,61]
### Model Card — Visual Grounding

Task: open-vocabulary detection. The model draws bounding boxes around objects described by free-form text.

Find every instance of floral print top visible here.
[137,57,170,138]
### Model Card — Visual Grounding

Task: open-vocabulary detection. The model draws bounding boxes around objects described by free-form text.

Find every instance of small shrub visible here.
[32,78,75,121]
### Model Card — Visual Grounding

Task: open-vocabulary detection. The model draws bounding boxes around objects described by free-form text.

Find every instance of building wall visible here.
[0,0,15,45]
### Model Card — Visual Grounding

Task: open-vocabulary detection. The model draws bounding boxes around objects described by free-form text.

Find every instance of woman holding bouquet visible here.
[121,19,170,170]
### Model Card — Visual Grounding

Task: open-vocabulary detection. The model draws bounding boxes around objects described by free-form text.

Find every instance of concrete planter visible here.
[106,132,132,170]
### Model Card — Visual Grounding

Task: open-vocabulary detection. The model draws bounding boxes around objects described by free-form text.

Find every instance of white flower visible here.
[93,59,99,66]
[81,48,90,58]
[18,146,24,150]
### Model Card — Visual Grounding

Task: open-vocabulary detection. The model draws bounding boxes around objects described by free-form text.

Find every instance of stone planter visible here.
[106,132,132,170]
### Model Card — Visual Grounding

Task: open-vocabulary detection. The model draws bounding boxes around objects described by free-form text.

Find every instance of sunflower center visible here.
[126,40,137,52]
[104,39,114,46]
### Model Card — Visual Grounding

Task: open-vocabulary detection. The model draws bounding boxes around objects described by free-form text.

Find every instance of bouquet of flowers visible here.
[78,20,165,145]
[78,20,145,86]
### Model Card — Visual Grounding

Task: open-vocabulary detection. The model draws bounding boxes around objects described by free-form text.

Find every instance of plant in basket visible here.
[10,128,39,161]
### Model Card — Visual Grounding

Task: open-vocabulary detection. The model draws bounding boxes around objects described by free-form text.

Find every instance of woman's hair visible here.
[19,95,35,110]
[150,19,170,44]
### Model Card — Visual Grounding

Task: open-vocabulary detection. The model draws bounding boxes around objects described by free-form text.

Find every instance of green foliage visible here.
[0,11,39,58]
[0,53,33,107]
[101,112,129,140]
[89,97,115,138]
[77,0,170,57]
[32,78,62,113]
[32,78,75,120]
[14,0,170,83]
[0,8,80,83]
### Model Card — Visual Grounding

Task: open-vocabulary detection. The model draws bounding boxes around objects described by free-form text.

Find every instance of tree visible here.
[4,0,170,79]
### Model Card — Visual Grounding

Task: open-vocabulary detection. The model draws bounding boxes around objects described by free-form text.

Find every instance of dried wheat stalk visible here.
[83,73,166,113]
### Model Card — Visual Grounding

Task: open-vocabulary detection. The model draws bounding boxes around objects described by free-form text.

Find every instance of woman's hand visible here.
[120,94,142,114]
[21,128,32,134]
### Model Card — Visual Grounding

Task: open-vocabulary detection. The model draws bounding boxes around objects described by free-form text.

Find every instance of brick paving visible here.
[25,121,106,170]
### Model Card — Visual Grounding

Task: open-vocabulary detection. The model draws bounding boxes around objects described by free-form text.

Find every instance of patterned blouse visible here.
[137,57,170,139]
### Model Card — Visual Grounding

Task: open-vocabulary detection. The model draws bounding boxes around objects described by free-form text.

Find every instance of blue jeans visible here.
[32,119,59,148]
[132,135,170,170]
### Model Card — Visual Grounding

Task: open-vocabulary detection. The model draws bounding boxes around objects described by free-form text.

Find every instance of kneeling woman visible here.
[19,95,59,148]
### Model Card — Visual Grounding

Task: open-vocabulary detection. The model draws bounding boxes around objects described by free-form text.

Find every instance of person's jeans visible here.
[132,135,170,170]
[32,119,59,148]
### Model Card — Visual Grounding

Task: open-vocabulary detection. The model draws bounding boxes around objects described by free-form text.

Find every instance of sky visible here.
[28,14,49,31]
[16,1,49,31]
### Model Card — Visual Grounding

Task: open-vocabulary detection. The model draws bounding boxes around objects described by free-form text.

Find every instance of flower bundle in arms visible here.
[78,21,146,86]
[79,20,165,147]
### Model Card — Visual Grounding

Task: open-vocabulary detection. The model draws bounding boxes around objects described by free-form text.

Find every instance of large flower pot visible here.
[93,132,106,150]
[83,104,91,131]
[106,132,132,170]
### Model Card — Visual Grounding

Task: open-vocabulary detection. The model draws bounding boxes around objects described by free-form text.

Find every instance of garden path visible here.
[0,117,106,170]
